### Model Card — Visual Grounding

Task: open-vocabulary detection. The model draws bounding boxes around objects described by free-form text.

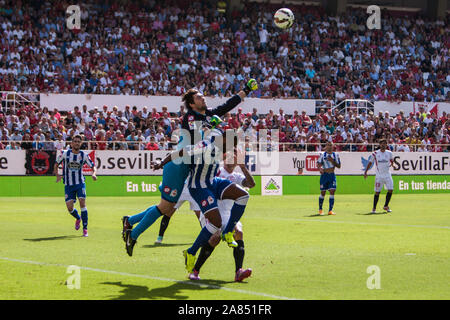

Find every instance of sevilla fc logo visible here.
[31,151,50,175]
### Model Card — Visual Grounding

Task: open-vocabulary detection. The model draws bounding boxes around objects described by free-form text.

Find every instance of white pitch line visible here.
[0,256,300,300]
[246,216,450,230]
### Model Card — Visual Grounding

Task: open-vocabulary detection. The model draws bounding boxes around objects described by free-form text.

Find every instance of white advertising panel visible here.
[40,93,319,115]
[374,101,450,116]
[1,150,449,176]
[0,150,26,175]
[246,152,450,176]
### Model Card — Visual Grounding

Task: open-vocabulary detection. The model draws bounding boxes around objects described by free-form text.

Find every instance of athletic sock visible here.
[130,205,162,240]
[128,209,149,225]
[69,208,80,220]
[384,192,392,207]
[222,195,249,234]
[373,194,380,209]
[80,207,88,229]
[319,195,324,210]
[233,240,245,272]
[187,223,219,256]
[193,242,215,272]
[329,195,335,211]
[159,215,171,237]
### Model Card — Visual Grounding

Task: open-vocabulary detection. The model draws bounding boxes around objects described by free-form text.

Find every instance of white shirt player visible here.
[368,149,393,178]
[368,149,394,192]
[216,167,246,224]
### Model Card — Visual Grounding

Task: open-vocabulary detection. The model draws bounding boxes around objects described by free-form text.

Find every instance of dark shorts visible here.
[159,161,191,203]
[188,177,233,214]
[320,172,337,191]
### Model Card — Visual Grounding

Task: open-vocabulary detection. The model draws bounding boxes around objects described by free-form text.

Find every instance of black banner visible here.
[25,150,56,175]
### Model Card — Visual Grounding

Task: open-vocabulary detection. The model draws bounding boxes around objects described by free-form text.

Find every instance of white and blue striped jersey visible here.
[317,152,341,170]
[185,137,221,189]
[56,149,94,186]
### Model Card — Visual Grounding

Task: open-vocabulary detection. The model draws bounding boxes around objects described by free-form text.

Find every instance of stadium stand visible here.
[0,0,448,151]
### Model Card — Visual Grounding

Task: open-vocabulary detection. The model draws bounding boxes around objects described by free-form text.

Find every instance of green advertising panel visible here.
[0,176,262,197]
[0,175,449,197]
[283,175,450,195]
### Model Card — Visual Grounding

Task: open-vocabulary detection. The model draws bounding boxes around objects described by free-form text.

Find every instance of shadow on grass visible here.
[101,279,234,300]
[141,243,192,249]
[304,214,328,217]
[357,212,388,216]
[23,235,79,242]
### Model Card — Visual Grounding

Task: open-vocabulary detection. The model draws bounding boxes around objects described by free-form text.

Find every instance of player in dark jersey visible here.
[122,79,257,256]
[154,80,258,244]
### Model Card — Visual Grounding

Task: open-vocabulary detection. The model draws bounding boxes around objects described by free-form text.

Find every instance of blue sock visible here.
[81,208,88,229]
[329,196,335,211]
[130,205,162,240]
[128,209,148,225]
[187,226,214,256]
[69,208,80,220]
[222,195,249,234]
[319,195,324,210]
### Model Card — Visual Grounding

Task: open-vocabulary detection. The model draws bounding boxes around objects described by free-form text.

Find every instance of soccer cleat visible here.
[383,206,392,213]
[371,209,377,214]
[82,229,88,237]
[75,219,81,231]
[121,216,132,242]
[318,210,324,216]
[183,250,196,273]
[328,211,336,215]
[222,232,238,248]
[188,270,201,281]
[235,268,252,282]
[125,229,137,257]
[155,236,163,244]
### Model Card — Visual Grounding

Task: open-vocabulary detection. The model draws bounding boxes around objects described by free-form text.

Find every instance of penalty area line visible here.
[0,256,300,300]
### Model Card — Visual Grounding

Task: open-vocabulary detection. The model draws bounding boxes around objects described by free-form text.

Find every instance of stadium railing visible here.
[1,141,449,152]
[0,91,40,112]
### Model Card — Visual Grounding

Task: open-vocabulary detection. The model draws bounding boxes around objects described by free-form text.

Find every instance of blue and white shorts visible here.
[65,183,86,203]
[188,177,233,214]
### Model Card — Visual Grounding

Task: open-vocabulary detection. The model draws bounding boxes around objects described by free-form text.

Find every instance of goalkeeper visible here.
[122,79,258,256]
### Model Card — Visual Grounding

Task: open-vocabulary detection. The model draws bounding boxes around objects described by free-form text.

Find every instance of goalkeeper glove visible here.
[243,78,258,95]
[209,115,223,129]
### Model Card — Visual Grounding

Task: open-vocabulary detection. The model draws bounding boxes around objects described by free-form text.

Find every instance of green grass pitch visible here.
[0,194,448,300]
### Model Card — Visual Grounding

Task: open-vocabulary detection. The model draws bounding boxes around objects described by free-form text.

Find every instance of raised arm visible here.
[236,148,255,188]
[210,79,258,116]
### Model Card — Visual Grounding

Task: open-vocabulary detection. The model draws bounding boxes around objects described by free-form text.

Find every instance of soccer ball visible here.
[274,8,294,29]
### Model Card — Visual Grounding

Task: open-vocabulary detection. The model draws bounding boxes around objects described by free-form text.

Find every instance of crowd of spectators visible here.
[0,0,449,102]
[0,0,449,152]
[0,101,449,152]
